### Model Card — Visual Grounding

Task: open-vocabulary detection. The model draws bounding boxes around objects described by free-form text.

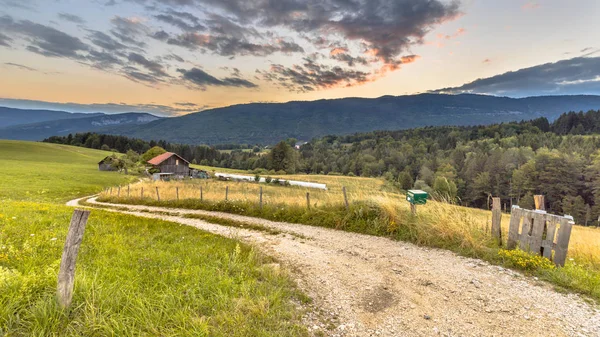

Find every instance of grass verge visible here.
[0,201,307,336]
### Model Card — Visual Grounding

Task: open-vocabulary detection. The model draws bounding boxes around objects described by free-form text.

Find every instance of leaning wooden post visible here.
[225,186,229,201]
[176,187,179,201]
[200,186,203,201]
[57,209,90,309]
[127,185,130,197]
[156,187,160,201]
[534,195,545,211]
[410,204,417,215]
[491,197,502,245]
[117,186,121,197]
[554,217,573,267]
[342,186,349,210]
[259,186,263,209]
[306,192,310,209]
[141,187,144,198]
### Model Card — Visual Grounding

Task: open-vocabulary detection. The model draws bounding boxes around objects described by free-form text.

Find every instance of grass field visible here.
[0,140,135,203]
[0,141,307,336]
[100,170,600,301]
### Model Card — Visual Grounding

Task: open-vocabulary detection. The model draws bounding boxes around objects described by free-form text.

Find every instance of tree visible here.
[433,176,458,202]
[562,195,587,225]
[268,141,297,173]
[397,170,414,190]
[142,146,167,162]
[469,172,492,208]
[519,192,535,210]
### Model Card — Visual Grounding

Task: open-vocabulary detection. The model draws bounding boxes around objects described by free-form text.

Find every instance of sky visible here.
[1,0,599,116]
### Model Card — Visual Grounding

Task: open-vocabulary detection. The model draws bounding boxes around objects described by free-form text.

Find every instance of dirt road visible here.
[70,197,600,336]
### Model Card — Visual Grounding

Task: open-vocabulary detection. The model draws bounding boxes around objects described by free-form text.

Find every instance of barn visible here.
[147,152,190,178]
[98,156,117,171]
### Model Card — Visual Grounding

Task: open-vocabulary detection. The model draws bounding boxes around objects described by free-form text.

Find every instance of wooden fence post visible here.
[410,203,417,215]
[491,197,502,245]
[342,186,349,210]
[127,185,130,197]
[306,192,310,209]
[110,187,112,195]
[141,187,144,198]
[200,186,203,201]
[57,209,90,309]
[554,217,573,267]
[176,187,179,201]
[259,186,263,209]
[117,186,121,197]
[534,195,545,211]
[507,206,522,249]
[225,186,229,201]
[156,187,160,201]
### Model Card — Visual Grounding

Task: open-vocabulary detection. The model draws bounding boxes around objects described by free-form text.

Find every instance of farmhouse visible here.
[147,152,190,179]
[98,156,117,171]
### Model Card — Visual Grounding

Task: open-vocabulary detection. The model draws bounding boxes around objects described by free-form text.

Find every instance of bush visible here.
[498,249,555,271]
[272,178,280,185]
[265,176,272,183]
[254,174,261,182]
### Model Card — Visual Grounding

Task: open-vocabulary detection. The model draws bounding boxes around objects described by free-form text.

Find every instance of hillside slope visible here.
[106,94,600,144]
[0,140,133,202]
[0,112,160,141]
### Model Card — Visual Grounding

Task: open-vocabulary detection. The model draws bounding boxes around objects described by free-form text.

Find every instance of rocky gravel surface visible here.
[73,197,600,337]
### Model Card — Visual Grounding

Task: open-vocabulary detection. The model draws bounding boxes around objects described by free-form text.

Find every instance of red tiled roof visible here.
[147,152,189,165]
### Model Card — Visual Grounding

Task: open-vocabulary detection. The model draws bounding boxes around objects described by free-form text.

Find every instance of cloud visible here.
[433,56,600,96]
[177,67,257,89]
[0,15,89,59]
[127,52,169,77]
[0,97,199,116]
[154,10,205,32]
[0,32,12,47]
[190,0,460,70]
[87,30,128,51]
[167,33,303,57]
[4,62,38,71]
[260,58,371,92]
[110,16,149,47]
[58,13,86,24]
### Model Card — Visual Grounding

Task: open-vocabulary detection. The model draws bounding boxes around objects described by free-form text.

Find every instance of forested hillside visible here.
[45,110,600,224]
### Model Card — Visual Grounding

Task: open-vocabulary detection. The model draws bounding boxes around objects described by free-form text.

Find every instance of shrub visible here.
[265,176,272,183]
[498,249,555,271]
[254,174,261,182]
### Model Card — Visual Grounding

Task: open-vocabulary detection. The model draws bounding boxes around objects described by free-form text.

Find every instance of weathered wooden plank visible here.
[554,218,573,267]
[507,207,522,249]
[156,187,160,201]
[306,192,310,209]
[57,209,90,309]
[534,195,545,211]
[259,186,263,209]
[542,218,558,259]
[519,215,533,251]
[491,197,502,244]
[176,187,179,201]
[225,186,229,201]
[529,212,546,253]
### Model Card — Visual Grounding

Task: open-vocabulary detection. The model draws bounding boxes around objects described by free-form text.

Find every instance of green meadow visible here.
[0,140,307,336]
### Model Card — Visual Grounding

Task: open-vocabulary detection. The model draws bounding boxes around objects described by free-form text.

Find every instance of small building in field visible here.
[147,152,190,179]
[98,156,118,171]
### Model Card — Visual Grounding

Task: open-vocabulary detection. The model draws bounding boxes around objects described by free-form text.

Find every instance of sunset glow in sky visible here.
[1,0,599,116]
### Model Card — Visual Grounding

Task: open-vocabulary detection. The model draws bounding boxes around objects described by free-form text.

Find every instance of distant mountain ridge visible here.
[0,107,103,128]
[0,111,161,141]
[3,94,600,144]
[103,94,600,144]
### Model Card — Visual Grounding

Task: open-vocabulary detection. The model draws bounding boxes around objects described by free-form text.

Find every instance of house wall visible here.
[157,156,189,175]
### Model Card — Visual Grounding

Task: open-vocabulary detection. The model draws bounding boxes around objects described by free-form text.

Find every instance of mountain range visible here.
[3,94,600,144]
[0,108,160,141]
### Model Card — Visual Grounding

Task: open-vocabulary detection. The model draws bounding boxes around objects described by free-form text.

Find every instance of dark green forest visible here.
[45,110,600,225]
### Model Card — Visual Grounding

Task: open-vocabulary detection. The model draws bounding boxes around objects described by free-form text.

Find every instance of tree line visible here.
[44,109,600,225]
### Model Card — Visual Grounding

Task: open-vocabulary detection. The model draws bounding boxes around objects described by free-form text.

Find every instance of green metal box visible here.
[407,190,428,205]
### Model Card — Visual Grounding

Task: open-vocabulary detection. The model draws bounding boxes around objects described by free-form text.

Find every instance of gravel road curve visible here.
[69,196,600,337]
